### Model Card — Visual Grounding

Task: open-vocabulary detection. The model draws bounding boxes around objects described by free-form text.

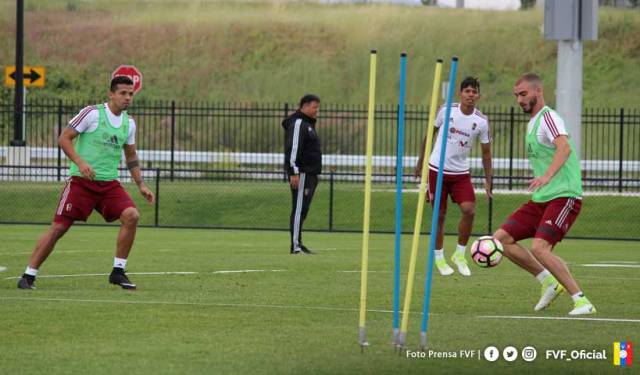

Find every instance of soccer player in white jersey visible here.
[416,77,493,276]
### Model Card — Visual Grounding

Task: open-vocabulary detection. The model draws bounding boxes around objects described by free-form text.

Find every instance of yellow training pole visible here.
[396,59,443,350]
[359,49,377,350]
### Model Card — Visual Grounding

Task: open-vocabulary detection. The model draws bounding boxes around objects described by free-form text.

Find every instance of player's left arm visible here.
[528,135,571,191]
[480,142,493,198]
[123,143,155,204]
[480,120,493,198]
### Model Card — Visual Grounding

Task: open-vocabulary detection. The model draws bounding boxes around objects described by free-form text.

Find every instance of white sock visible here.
[434,249,444,260]
[456,244,466,256]
[571,292,585,302]
[114,257,127,270]
[535,269,551,284]
[24,267,38,276]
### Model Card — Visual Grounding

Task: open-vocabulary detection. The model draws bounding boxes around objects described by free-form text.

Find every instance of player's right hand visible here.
[289,174,300,189]
[414,164,423,178]
[78,161,96,180]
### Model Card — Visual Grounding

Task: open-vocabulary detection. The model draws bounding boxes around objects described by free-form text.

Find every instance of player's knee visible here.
[50,223,69,239]
[460,203,475,217]
[121,207,140,225]
[493,229,513,245]
[531,239,552,257]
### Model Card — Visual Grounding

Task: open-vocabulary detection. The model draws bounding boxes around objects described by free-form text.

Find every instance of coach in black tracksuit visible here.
[283,94,322,255]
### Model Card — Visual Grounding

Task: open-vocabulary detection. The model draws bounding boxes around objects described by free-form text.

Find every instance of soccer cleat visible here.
[17,274,36,290]
[569,297,596,315]
[109,270,137,290]
[534,276,564,311]
[435,258,454,276]
[450,252,471,276]
[569,297,596,316]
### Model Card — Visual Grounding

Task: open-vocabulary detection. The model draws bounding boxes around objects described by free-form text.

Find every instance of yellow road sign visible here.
[4,66,46,88]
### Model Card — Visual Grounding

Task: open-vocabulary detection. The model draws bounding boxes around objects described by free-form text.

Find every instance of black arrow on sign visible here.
[9,68,41,83]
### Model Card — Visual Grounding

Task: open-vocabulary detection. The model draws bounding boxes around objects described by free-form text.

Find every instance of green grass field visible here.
[1,180,639,240]
[0,225,638,374]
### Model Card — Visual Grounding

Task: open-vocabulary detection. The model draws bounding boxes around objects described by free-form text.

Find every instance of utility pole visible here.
[12,0,25,147]
[544,0,598,158]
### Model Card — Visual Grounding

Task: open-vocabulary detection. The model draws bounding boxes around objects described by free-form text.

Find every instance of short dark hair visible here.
[516,72,542,87]
[460,76,480,93]
[110,76,134,92]
[299,94,320,108]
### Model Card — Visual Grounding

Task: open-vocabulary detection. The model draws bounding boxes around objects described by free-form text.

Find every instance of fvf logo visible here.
[66,203,73,212]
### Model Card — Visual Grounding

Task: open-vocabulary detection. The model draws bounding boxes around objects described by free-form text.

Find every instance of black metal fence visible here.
[1,100,639,240]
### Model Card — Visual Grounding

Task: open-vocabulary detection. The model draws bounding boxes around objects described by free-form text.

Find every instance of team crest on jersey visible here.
[66,203,73,212]
[450,127,456,133]
[472,123,477,130]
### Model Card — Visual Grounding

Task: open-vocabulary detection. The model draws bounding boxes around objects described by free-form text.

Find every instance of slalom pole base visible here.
[392,328,399,346]
[419,331,428,352]
[359,327,370,353]
[395,331,407,355]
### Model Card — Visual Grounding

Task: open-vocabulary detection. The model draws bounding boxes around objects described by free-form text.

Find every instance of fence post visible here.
[170,100,176,182]
[329,171,334,231]
[619,108,624,193]
[57,99,63,181]
[509,106,515,190]
[283,103,289,182]
[155,168,160,227]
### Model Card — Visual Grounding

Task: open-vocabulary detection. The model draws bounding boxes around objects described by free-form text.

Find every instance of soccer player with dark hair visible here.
[415,76,493,276]
[493,73,595,315]
[283,94,322,255]
[17,76,154,290]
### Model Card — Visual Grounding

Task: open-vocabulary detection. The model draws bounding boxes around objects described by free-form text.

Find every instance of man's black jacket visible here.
[283,111,322,175]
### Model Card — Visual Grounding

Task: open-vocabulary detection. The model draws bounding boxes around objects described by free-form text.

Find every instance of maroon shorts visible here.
[500,197,581,246]
[53,176,136,226]
[428,169,476,214]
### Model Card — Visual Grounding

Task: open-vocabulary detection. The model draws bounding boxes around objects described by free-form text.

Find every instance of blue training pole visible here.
[393,52,408,342]
[419,56,458,350]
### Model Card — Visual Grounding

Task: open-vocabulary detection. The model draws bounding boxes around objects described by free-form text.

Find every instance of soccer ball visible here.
[470,236,504,268]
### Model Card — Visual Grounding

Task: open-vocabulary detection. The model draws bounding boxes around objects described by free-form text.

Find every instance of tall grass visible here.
[0,1,638,107]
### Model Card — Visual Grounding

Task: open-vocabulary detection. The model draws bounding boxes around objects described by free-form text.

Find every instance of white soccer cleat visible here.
[534,277,564,311]
[435,258,454,276]
[451,253,471,276]
[568,297,596,316]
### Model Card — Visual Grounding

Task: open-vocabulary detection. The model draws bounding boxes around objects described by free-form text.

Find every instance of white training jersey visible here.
[428,104,490,175]
[527,106,569,147]
[68,103,136,145]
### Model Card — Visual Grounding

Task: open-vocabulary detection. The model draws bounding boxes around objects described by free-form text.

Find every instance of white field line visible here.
[210,269,286,274]
[0,296,419,315]
[0,266,6,272]
[3,271,198,280]
[478,315,640,324]
[577,264,640,268]
[1,296,635,324]
[3,269,286,280]
[337,271,640,281]
[0,249,113,256]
